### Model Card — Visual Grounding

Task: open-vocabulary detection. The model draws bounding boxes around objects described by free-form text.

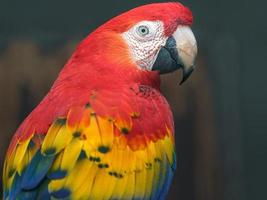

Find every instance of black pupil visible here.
[141,28,146,33]
[139,26,148,35]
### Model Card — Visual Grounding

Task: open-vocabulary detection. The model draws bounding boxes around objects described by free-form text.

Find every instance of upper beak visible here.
[152,26,197,85]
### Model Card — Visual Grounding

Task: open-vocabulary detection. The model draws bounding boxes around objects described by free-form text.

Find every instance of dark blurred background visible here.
[0,0,265,199]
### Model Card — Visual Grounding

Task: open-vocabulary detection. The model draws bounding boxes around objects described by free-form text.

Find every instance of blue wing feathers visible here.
[8,173,23,200]
[21,150,55,190]
[158,153,176,200]
[47,169,67,179]
[159,164,174,200]
[16,190,37,200]
[50,188,71,199]
[151,153,176,200]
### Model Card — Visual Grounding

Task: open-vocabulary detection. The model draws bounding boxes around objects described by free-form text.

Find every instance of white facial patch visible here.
[122,21,167,70]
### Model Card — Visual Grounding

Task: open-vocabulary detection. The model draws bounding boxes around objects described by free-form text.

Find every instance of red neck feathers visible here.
[14,2,193,140]
[51,2,193,91]
[15,29,160,137]
[52,29,160,92]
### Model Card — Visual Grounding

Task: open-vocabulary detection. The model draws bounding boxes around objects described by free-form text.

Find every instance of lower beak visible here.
[152,26,197,85]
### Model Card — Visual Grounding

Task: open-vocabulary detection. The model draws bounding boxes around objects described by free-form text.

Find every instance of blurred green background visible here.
[0,0,265,199]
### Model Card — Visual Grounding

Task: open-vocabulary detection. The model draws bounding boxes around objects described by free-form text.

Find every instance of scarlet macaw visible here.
[3,2,197,199]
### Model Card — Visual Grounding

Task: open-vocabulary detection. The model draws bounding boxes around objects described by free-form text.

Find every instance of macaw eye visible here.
[137,25,150,37]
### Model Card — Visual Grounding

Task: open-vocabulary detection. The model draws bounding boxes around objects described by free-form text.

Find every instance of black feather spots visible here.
[108,171,124,179]
[43,148,56,156]
[72,131,82,138]
[145,162,153,169]
[78,150,87,160]
[90,111,96,116]
[98,146,110,154]
[28,140,36,149]
[72,131,87,140]
[55,118,66,125]
[98,163,109,169]
[8,169,15,178]
[89,156,101,163]
[85,102,91,108]
[121,127,129,135]
[154,158,162,163]
[107,117,114,122]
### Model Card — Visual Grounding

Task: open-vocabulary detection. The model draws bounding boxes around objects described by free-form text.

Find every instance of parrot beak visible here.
[152,26,197,85]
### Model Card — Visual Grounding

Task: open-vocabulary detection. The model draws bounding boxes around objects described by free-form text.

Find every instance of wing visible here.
[3,84,176,200]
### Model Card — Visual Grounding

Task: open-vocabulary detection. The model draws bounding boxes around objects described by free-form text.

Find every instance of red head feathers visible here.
[9,1,196,147]
[60,2,194,86]
[4,3,197,199]
[103,2,193,36]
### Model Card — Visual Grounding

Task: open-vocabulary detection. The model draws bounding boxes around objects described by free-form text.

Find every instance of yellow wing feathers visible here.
[4,105,175,200]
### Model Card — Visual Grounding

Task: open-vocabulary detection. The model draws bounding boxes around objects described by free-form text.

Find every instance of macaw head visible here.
[75,2,197,84]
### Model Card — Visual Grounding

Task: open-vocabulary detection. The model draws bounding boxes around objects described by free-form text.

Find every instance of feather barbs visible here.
[3,103,175,199]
